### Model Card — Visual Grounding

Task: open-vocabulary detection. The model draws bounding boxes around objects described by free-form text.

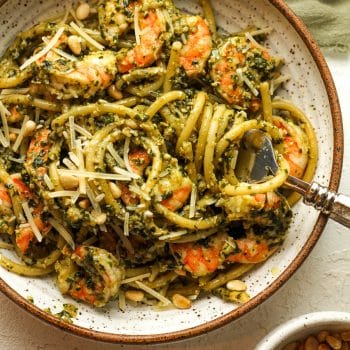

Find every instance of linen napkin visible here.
[286,0,350,52]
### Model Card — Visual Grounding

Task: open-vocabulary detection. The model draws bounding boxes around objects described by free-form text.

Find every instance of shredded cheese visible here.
[48,218,75,250]
[189,185,197,219]
[123,138,140,179]
[134,6,141,45]
[68,152,79,167]
[71,190,81,204]
[75,139,86,195]
[68,116,76,150]
[129,185,151,201]
[0,101,10,144]
[121,273,151,285]
[237,68,259,96]
[43,174,54,190]
[74,124,92,138]
[20,27,65,70]
[70,22,104,51]
[245,32,267,51]
[69,8,85,27]
[12,115,29,152]
[113,166,139,179]
[95,193,105,202]
[158,230,188,241]
[0,88,30,95]
[162,9,174,35]
[250,27,273,36]
[124,212,130,236]
[42,37,78,61]
[134,281,171,305]
[22,201,43,242]
[270,74,291,94]
[86,184,101,214]
[8,156,25,164]
[58,168,131,181]
[8,127,21,134]
[107,143,125,167]
[118,290,126,312]
[35,107,41,124]
[63,158,78,170]
[47,191,77,198]
[0,130,9,148]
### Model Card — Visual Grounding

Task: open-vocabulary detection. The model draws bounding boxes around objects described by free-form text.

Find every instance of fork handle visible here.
[287,176,350,228]
[302,182,350,228]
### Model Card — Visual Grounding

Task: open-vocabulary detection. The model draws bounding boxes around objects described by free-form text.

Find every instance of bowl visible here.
[0,0,343,344]
[255,311,350,350]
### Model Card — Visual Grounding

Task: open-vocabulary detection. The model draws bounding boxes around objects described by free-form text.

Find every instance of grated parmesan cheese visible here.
[134,6,141,45]
[42,37,78,61]
[158,230,188,241]
[107,143,125,168]
[129,185,151,201]
[245,32,267,51]
[47,191,77,198]
[0,101,10,144]
[58,168,131,181]
[0,88,30,95]
[110,223,134,254]
[124,212,130,236]
[134,281,171,305]
[121,273,151,285]
[43,174,54,190]
[20,27,65,70]
[69,22,104,51]
[123,138,140,179]
[236,68,259,96]
[250,27,273,37]
[189,185,197,219]
[113,166,139,179]
[75,139,86,195]
[12,115,29,152]
[68,116,76,150]
[74,124,92,138]
[22,201,43,242]
[0,129,9,148]
[48,217,75,250]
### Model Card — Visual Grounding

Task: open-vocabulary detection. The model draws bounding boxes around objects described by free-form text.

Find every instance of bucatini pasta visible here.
[0,0,318,309]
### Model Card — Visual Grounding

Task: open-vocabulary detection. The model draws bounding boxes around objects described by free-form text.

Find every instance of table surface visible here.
[1,52,350,350]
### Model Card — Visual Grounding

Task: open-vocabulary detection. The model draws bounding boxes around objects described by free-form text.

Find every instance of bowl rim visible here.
[255,311,350,349]
[0,0,344,344]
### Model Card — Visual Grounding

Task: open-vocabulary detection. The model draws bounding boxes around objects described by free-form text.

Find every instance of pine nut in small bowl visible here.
[255,312,350,350]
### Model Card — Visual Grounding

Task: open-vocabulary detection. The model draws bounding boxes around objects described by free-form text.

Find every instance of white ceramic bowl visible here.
[0,0,343,344]
[255,312,350,350]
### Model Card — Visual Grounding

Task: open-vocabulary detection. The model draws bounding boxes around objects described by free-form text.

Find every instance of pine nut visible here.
[283,342,300,350]
[172,294,192,309]
[318,345,331,350]
[341,332,350,342]
[9,133,17,142]
[226,280,247,292]
[109,182,122,198]
[326,335,342,350]
[305,336,319,350]
[68,35,82,55]
[92,212,107,225]
[318,332,331,343]
[76,3,90,20]
[125,290,144,302]
[78,199,90,209]
[23,120,36,137]
[229,291,250,303]
[59,174,79,189]
[108,85,123,100]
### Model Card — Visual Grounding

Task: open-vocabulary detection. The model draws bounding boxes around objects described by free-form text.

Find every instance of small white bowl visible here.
[255,311,350,350]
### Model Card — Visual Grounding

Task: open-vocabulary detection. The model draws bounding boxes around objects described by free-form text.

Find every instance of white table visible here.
[1,53,350,350]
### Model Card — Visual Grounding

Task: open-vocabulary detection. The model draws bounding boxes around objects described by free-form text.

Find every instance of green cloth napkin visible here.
[286,0,350,52]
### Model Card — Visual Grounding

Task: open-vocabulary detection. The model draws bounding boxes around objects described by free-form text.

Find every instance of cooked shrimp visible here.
[12,177,51,253]
[153,161,192,211]
[274,117,309,178]
[98,0,139,46]
[39,50,117,99]
[171,232,271,277]
[128,147,151,176]
[0,182,14,234]
[210,35,279,111]
[25,128,51,186]
[116,8,166,73]
[179,16,212,77]
[55,246,125,307]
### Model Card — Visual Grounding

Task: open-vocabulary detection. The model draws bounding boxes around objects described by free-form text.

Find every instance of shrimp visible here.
[128,147,151,176]
[179,16,212,77]
[274,117,309,179]
[116,7,166,73]
[153,161,192,211]
[12,176,51,253]
[55,246,125,307]
[38,50,117,99]
[24,128,51,187]
[0,182,15,234]
[171,231,271,277]
[210,35,279,111]
[98,0,139,46]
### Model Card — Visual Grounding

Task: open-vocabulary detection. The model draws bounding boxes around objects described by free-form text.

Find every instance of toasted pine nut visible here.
[108,85,123,100]
[226,280,247,292]
[78,199,90,209]
[229,291,250,303]
[172,294,191,309]
[318,332,331,343]
[59,174,79,189]
[125,290,144,302]
[68,35,82,55]
[341,332,350,342]
[318,345,331,350]
[305,336,319,350]
[76,3,90,20]
[92,212,107,225]
[109,182,122,198]
[23,120,36,137]
[9,133,17,142]
[283,342,300,350]
[326,335,342,350]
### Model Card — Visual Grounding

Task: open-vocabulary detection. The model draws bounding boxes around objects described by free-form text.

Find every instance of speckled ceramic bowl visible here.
[255,312,350,350]
[0,0,343,344]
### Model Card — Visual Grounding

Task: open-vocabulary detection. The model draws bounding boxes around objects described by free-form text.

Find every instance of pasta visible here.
[0,0,318,309]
